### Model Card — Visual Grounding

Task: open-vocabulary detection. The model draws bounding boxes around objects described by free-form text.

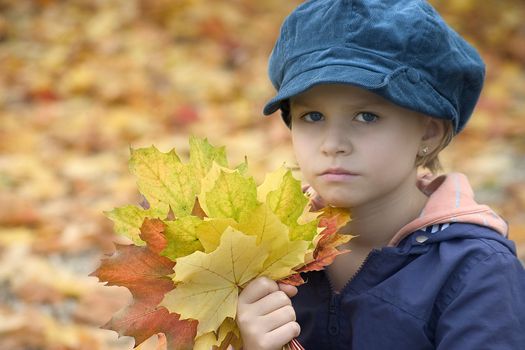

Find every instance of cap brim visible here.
[262,64,389,115]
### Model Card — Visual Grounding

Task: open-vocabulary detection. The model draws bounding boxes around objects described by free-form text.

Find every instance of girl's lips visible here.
[320,168,358,176]
[319,173,359,181]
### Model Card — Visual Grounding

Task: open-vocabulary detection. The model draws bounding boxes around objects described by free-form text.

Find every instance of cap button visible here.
[406,68,420,84]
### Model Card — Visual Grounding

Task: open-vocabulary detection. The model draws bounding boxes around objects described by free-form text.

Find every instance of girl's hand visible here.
[302,184,325,211]
[237,276,301,350]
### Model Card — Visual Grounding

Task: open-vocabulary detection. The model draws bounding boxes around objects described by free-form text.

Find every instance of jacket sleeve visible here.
[435,251,525,349]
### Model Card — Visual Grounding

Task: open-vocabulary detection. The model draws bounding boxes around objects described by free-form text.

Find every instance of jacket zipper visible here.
[328,293,340,336]
[325,248,380,342]
[326,248,380,295]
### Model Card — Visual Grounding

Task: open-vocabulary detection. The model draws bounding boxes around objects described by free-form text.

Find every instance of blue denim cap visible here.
[262,0,485,134]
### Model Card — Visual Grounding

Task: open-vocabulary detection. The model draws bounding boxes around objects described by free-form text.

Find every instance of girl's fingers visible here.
[239,276,279,304]
[237,277,300,350]
[310,194,325,211]
[262,304,297,331]
[302,184,325,211]
[265,321,301,349]
[278,282,298,298]
[252,290,293,316]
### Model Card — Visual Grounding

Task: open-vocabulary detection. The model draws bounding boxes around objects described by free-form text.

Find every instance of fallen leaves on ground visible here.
[0,0,524,349]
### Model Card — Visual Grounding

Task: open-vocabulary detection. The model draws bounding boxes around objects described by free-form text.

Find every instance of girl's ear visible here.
[421,117,445,148]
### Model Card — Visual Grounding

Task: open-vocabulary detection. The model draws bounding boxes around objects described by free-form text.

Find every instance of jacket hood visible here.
[387,172,509,248]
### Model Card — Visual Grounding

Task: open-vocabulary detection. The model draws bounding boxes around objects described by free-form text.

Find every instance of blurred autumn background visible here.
[0,0,524,349]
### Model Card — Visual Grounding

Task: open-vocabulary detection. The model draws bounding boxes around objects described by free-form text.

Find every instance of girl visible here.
[236,0,525,349]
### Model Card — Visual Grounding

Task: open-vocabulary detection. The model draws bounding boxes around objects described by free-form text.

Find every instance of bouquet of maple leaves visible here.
[91,136,353,350]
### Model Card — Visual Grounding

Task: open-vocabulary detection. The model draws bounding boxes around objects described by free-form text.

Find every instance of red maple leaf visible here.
[91,218,197,349]
[280,208,352,286]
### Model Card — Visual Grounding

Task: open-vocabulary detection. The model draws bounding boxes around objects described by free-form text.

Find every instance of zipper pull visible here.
[328,294,339,335]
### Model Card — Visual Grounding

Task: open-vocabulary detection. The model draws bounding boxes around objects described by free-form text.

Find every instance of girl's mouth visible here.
[320,173,358,181]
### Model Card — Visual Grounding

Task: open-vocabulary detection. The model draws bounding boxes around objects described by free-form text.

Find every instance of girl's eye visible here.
[301,111,324,123]
[354,112,379,123]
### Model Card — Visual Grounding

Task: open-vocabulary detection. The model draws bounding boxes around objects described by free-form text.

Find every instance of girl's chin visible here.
[317,190,368,208]
[319,196,356,209]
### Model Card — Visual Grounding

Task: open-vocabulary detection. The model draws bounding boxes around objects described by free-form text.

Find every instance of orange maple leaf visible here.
[91,218,197,349]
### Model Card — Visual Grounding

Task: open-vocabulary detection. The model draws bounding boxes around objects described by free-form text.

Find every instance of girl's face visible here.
[290,83,429,208]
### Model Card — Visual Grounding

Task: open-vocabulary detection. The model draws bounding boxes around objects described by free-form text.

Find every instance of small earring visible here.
[420,146,429,156]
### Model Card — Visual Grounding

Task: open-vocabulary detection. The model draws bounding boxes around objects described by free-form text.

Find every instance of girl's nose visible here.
[320,123,352,156]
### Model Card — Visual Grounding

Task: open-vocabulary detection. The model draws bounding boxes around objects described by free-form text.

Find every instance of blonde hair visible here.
[415,119,455,174]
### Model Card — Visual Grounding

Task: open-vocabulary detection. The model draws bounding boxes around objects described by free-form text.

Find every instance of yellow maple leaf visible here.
[162,216,205,259]
[195,217,237,253]
[236,203,288,246]
[198,163,259,222]
[193,317,241,350]
[258,166,320,242]
[129,137,229,219]
[257,164,288,203]
[188,136,228,179]
[129,145,197,217]
[237,203,310,280]
[161,227,268,336]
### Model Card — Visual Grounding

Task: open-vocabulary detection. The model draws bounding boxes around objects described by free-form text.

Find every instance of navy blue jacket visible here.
[292,223,525,349]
